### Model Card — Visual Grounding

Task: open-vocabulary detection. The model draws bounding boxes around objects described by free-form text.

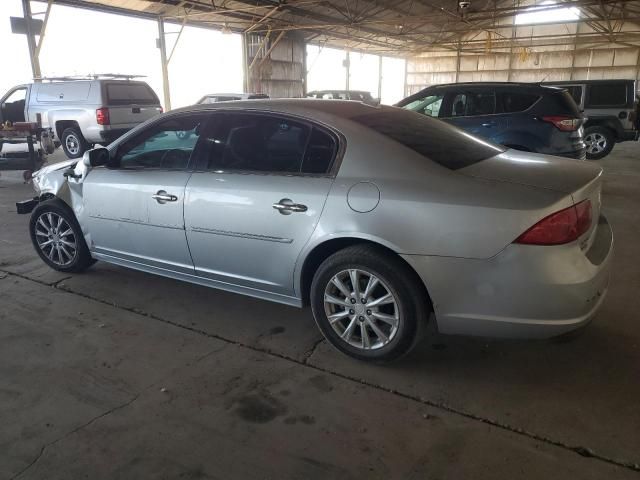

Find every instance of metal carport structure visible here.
[16,0,640,108]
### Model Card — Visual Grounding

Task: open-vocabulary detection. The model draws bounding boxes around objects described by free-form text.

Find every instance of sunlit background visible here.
[1,0,406,108]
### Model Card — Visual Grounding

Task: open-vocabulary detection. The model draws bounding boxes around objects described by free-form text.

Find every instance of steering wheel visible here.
[159,148,189,169]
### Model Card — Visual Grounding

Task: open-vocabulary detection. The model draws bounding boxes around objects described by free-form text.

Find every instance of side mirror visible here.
[82,147,110,167]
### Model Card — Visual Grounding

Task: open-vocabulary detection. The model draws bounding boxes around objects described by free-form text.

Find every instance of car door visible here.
[442,89,501,140]
[82,113,208,274]
[184,112,339,299]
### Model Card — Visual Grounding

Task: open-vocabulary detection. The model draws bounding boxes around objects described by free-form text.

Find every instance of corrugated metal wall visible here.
[245,33,305,98]
[407,46,640,94]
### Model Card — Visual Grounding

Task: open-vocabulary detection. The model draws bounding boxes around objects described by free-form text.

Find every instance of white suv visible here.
[0,78,162,159]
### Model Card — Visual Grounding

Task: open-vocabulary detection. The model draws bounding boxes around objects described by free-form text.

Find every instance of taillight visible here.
[515,200,592,245]
[159,107,164,114]
[96,107,110,125]
[540,115,581,131]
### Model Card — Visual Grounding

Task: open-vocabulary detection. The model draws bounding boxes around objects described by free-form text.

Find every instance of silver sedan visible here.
[21,100,613,362]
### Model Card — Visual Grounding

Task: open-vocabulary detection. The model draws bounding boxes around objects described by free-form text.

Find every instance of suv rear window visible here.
[106,83,159,105]
[501,92,539,112]
[586,84,627,107]
[353,109,504,170]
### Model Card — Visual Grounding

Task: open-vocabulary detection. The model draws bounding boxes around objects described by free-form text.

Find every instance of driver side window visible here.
[115,114,207,170]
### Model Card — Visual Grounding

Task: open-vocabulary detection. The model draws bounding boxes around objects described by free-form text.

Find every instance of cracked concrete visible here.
[2,145,640,477]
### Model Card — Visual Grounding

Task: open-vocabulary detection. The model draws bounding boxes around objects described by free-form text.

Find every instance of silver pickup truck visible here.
[0,79,162,159]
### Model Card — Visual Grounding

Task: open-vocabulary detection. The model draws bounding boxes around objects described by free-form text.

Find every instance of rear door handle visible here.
[273,198,308,215]
[152,190,178,204]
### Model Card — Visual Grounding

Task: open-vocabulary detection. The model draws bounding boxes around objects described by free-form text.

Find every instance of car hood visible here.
[458,149,602,195]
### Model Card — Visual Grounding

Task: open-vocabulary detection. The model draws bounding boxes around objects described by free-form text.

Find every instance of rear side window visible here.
[353,109,504,170]
[106,83,159,105]
[586,84,627,107]
[501,92,540,113]
[449,92,496,117]
[198,113,337,174]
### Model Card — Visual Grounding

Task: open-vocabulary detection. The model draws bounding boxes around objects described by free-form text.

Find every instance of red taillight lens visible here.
[541,115,581,131]
[159,107,164,114]
[96,107,110,125]
[515,200,592,245]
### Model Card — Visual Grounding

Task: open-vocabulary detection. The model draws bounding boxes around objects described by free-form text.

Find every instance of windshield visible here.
[352,108,505,170]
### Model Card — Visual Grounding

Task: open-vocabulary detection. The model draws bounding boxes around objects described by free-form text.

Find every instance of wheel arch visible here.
[54,120,81,141]
[297,236,433,312]
[584,118,621,140]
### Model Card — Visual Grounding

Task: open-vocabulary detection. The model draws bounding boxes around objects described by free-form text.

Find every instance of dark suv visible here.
[543,80,639,159]
[396,83,586,159]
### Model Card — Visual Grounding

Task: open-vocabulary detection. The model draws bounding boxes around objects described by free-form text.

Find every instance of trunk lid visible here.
[460,149,603,248]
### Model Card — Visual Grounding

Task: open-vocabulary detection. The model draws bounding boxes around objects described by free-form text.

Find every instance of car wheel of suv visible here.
[29,199,95,273]
[584,126,614,160]
[310,245,428,362]
[61,127,89,159]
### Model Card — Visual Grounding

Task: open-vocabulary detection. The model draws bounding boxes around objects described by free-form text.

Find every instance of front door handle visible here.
[481,121,496,127]
[152,190,178,204]
[273,198,308,215]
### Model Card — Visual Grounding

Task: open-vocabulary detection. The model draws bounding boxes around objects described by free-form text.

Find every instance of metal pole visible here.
[377,55,383,101]
[242,33,249,93]
[22,0,42,81]
[157,17,171,111]
[345,50,350,91]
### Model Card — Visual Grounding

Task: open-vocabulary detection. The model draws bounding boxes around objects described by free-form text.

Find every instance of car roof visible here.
[541,79,635,85]
[172,98,380,120]
[422,82,560,92]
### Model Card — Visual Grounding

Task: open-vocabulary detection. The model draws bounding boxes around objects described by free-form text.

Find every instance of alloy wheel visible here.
[323,269,400,350]
[34,212,77,266]
[585,132,607,155]
[65,134,80,155]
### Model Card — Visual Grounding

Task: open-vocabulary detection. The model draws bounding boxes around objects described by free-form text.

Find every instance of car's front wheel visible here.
[29,199,95,273]
[584,126,614,160]
[310,245,428,362]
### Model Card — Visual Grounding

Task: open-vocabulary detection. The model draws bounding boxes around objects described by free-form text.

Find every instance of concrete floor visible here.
[1,144,639,479]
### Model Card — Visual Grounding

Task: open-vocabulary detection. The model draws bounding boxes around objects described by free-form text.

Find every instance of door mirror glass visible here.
[83,147,110,167]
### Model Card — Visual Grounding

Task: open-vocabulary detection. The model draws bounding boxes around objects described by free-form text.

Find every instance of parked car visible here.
[396,82,586,160]
[0,77,162,159]
[197,93,269,104]
[19,100,612,362]
[542,79,639,159]
[307,90,379,105]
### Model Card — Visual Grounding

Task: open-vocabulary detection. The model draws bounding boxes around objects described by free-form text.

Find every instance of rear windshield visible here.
[106,83,159,105]
[353,109,505,170]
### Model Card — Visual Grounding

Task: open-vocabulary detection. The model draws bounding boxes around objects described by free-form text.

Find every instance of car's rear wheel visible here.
[29,199,95,273]
[310,245,428,362]
[584,126,614,160]
[61,127,89,159]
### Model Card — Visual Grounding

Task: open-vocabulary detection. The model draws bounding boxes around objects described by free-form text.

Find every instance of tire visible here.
[310,244,429,362]
[29,199,95,273]
[584,126,614,160]
[61,127,89,159]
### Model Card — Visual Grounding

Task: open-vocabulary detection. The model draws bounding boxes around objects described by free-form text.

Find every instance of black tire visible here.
[310,244,430,362]
[61,127,89,159]
[29,199,95,273]
[584,126,614,160]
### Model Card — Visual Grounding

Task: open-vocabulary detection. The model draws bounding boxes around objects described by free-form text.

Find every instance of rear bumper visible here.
[98,128,130,145]
[618,130,639,142]
[402,215,613,339]
[558,147,587,160]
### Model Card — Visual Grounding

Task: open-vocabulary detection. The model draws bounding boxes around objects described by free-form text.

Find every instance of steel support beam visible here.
[22,0,42,81]
[377,55,383,101]
[345,50,350,91]
[157,17,172,111]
